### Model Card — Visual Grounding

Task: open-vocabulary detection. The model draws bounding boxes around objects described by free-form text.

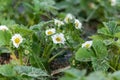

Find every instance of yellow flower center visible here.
[65,17,70,23]
[47,31,53,35]
[75,22,79,27]
[85,44,90,48]
[56,37,61,42]
[15,38,20,44]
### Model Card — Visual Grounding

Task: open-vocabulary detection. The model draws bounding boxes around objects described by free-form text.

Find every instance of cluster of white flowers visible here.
[54,13,82,30]
[0,14,82,47]
[65,13,82,29]
[45,28,66,44]
[0,25,9,31]
[0,25,23,48]
[45,13,83,44]
[82,41,93,48]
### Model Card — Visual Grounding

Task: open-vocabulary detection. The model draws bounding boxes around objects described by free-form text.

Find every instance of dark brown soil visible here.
[0,53,10,64]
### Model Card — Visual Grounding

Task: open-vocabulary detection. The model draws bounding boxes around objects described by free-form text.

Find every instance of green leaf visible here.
[60,68,86,80]
[86,71,107,80]
[14,66,49,78]
[90,35,104,40]
[0,64,16,77]
[26,0,57,14]
[92,40,108,59]
[92,58,109,71]
[75,48,95,61]
[11,25,33,37]
[64,68,86,78]
[103,39,113,45]
[103,21,117,35]
[60,69,120,80]
[30,20,53,31]
[114,32,120,38]
[97,27,111,36]
[112,71,120,80]
[0,31,11,46]
[0,47,10,54]
[60,77,78,80]
[0,0,12,11]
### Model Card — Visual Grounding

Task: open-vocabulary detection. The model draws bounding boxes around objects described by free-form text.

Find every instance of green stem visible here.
[19,50,23,65]
[66,39,74,51]
[105,57,116,72]
[46,46,55,59]
[42,43,52,58]
[32,52,47,72]
[106,62,116,72]
[92,46,97,57]
[48,50,65,63]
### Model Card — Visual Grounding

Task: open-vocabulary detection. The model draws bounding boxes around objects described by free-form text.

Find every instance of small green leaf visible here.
[30,20,53,31]
[114,32,120,38]
[103,21,117,35]
[90,35,104,40]
[103,39,113,45]
[0,31,11,46]
[12,26,33,37]
[92,58,109,71]
[75,48,95,61]
[97,27,111,36]
[92,40,108,59]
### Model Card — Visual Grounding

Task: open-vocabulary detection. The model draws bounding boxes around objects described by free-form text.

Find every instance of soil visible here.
[0,53,10,64]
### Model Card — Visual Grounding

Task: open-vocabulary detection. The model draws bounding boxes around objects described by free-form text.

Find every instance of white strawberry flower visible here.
[45,28,56,36]
[110,0,116,6]
[64,13,73,23]
[0,25,9,31]
[11,34,23,48]
[54,19,64,27]
[74,19,82,29]
[82,41,93,48]
[51,33,66,44]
